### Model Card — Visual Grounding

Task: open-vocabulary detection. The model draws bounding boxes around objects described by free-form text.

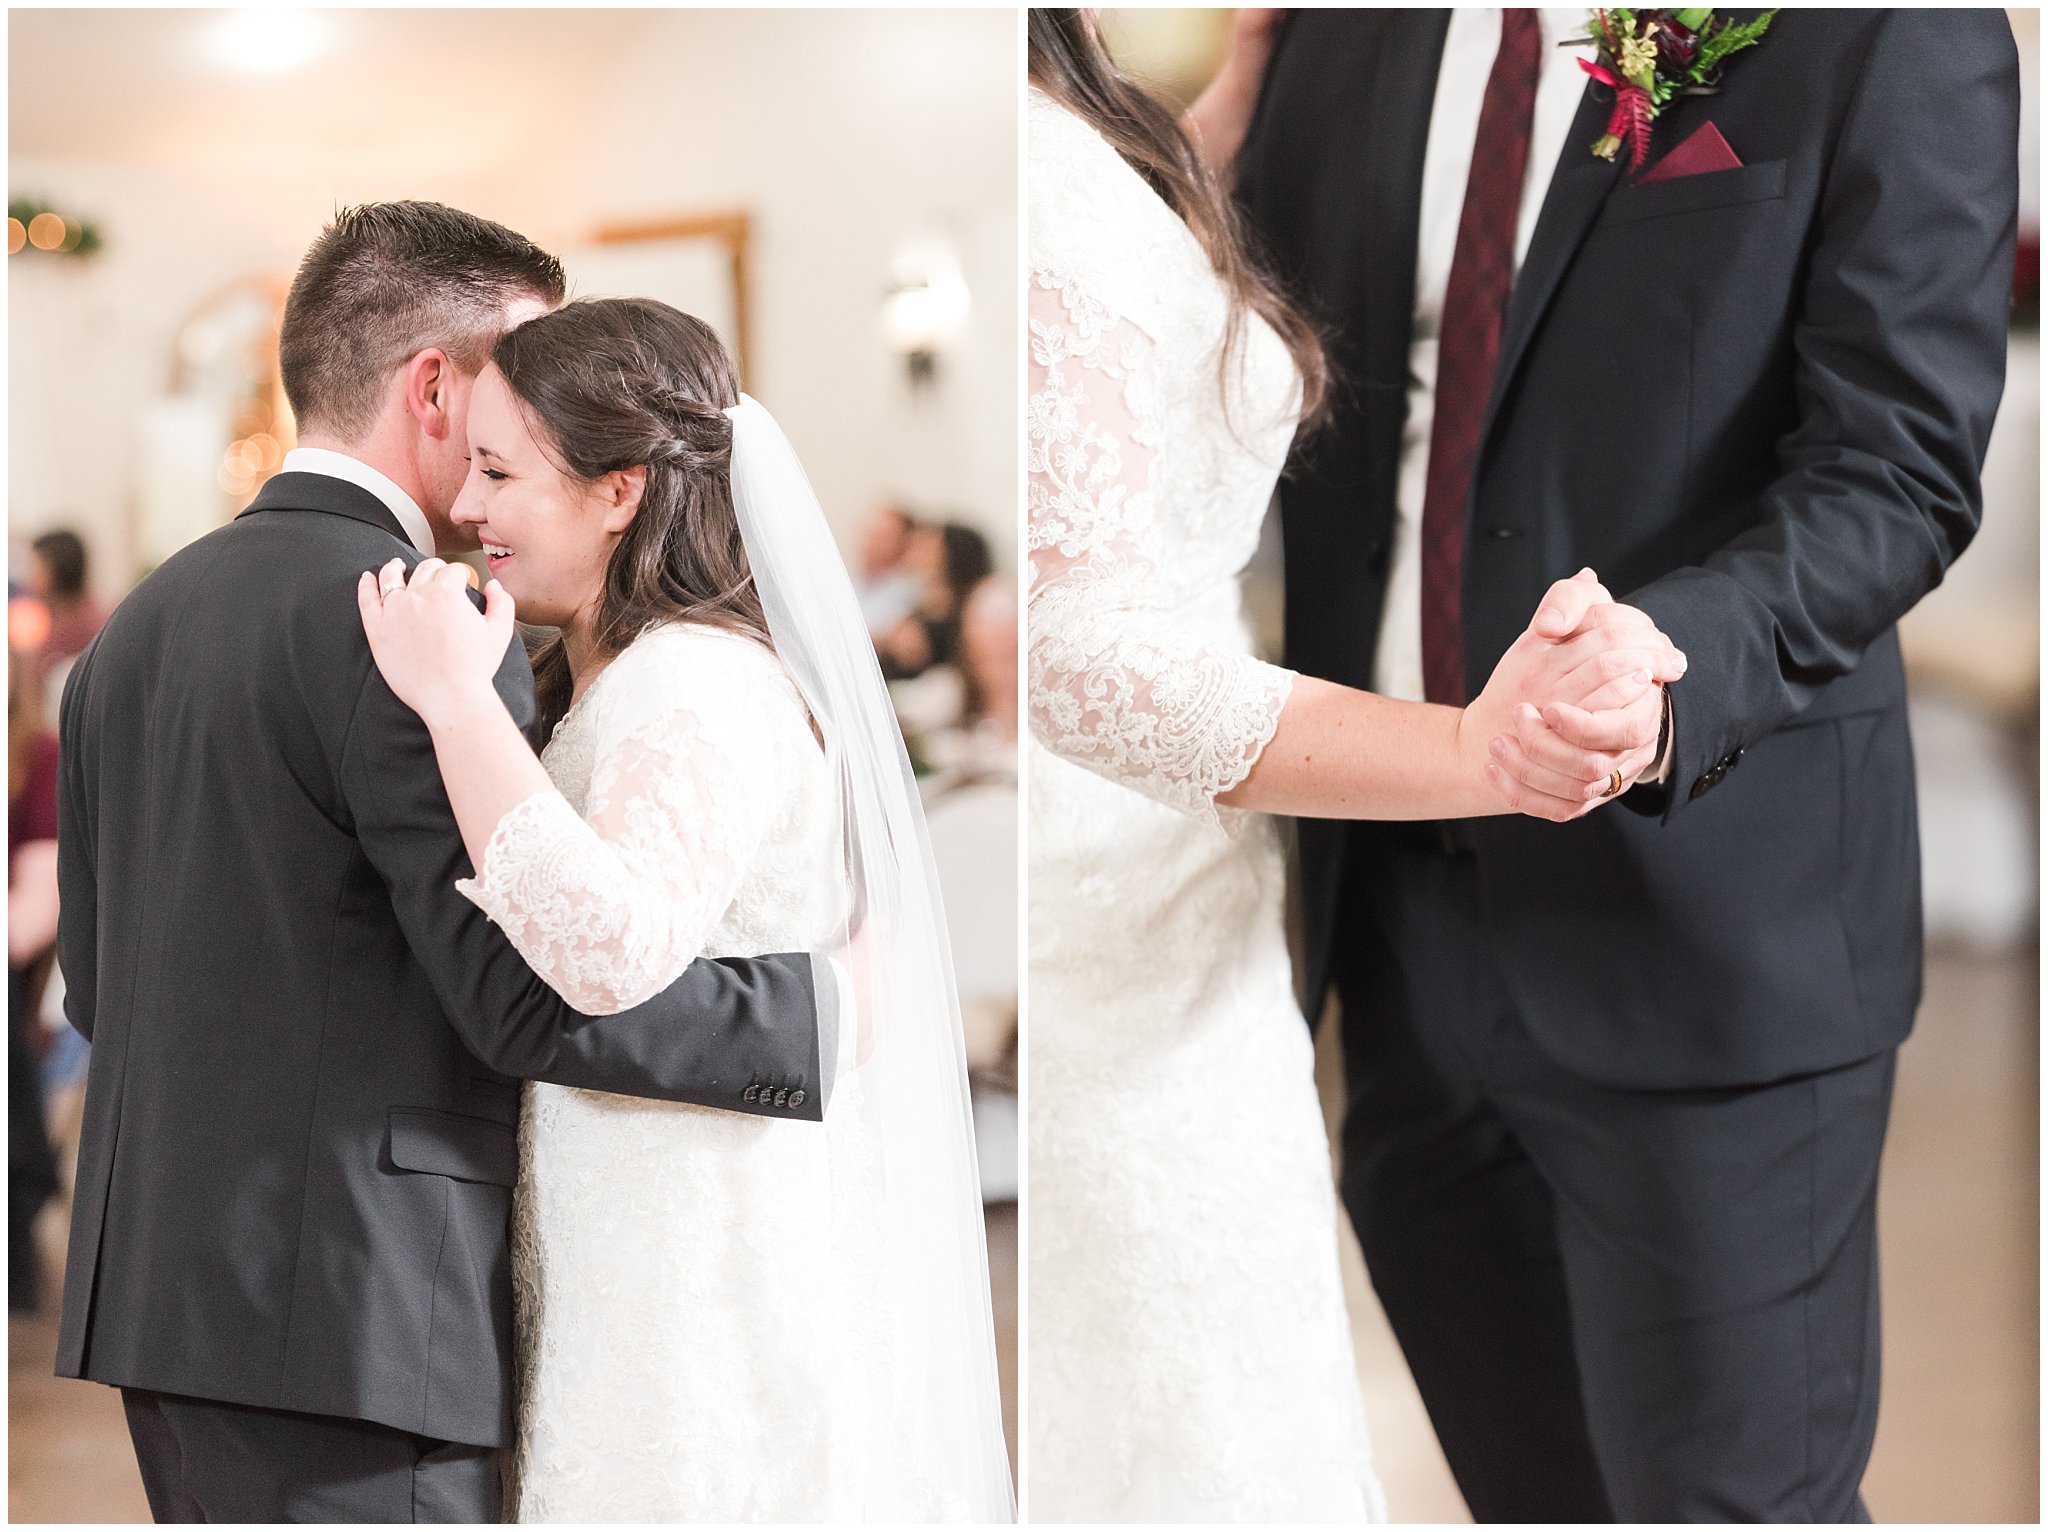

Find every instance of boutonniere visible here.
[1573,8,1776,171]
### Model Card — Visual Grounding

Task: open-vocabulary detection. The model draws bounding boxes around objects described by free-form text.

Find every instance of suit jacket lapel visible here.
[1485,1,1768,411]
[1479,81,1625,448]
[1358,11,1453,390]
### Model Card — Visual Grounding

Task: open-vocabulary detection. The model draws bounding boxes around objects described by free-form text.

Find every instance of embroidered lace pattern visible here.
[1025,88,1387,1523]
[1026,96,1301,833]
[459,623,900,1522]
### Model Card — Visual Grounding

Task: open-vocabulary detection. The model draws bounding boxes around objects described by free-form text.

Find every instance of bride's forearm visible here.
[1215,675,1506,821]
[419,685,560,875]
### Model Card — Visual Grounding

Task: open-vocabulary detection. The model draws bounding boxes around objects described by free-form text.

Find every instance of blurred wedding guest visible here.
[9,647,62,1312]
[857,500,923,635]
[879,520,995,680]
[25,528,107,726]
[962,575,1018,736]
[926,522,996,665]
[897,571,1021,790]
[901,573,1019,790]
[951,575,1020,781]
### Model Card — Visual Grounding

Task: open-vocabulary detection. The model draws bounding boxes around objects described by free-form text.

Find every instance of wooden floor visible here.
[8,953,2031,1523]
[1321,948,2040,1524]
[7,1198,1020,1523]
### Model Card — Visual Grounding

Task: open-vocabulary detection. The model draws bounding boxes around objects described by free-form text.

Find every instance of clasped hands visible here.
[1461,570,1685,823]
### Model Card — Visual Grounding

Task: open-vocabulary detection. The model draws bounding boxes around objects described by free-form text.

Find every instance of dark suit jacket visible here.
[1238,9,2017,1087]
[55,471,833,1447]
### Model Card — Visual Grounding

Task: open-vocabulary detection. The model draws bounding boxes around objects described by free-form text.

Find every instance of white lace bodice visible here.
[1027,88,1301,829]
[459,621,840,1010]
[1026,89,1386,1523]
[464,621,885,1523]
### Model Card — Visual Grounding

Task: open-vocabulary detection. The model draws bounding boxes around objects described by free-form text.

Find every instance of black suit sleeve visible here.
[54,649,99,1043]
[336,630,833,1120]
[1626,9,2019,819]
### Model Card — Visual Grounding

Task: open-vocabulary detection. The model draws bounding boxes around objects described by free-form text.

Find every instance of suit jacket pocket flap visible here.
[1599,158,1788,228]
[387,1108,517,1186]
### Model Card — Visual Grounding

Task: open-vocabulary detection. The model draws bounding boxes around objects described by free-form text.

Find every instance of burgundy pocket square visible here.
[1640,121,1744,183]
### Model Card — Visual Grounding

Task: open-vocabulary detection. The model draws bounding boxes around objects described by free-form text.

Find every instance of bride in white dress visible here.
[359,297,1011,1521]
[1025,12,1685,1521]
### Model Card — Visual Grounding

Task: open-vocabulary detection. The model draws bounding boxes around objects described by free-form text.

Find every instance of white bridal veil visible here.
[723,395,1015,1521]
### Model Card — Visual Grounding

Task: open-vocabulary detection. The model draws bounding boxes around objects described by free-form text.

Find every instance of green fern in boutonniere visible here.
[1574,8,1776,170]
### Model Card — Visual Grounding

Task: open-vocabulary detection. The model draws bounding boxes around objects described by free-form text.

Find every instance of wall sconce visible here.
[882,241,970,391]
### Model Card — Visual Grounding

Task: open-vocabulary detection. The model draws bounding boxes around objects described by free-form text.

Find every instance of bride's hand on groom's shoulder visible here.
[356,557,516,727]
[1464,571,1685,823]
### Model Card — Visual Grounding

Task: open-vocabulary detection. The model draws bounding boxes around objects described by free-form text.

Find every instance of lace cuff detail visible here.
[455,789,566,918]
[1211,663,1294,836]
[1029,611,1296,831]
[1027,265,1297,832]
[453,631,795,1016]
[455,789,656,1009]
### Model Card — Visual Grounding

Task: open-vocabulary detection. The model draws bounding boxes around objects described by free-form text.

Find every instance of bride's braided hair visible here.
[491,298,772,735]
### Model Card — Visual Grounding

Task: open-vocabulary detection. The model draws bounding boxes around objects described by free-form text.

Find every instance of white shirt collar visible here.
[279,447,436,557]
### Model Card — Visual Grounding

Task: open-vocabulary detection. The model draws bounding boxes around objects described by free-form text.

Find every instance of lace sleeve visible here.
[455,679,773,1016]
[1027,268,1295,826]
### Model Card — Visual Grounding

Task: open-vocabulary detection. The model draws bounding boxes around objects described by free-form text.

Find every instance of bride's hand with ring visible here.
[357,557,518,727]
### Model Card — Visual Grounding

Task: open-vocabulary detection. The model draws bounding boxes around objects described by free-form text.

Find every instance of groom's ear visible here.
[596,465,646,534]
[401,348,458,440]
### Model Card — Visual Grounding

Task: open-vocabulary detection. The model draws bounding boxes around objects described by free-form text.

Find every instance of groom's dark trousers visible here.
[1238,8,2017,1522]
[56,470,836,1522]
[120,1389,500,1523]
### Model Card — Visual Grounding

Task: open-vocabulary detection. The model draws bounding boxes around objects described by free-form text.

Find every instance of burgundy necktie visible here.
[1420,9,1542,706]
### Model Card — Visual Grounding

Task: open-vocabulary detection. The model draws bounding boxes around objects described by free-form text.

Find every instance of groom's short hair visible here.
[279,201,566,439]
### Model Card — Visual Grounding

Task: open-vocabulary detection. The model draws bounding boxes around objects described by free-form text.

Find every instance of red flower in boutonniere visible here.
[1574,8,1776,172]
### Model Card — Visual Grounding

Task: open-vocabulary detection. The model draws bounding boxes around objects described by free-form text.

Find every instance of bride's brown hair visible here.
[1028,8,1328,431]
[491,297,771,737]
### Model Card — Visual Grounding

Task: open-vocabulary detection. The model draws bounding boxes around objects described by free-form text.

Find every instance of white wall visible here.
[567,8,1018,564]
[7,155,554,590]
[8,8,1017,596]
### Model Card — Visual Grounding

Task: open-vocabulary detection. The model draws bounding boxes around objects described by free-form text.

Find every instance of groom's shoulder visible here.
[230,500,417,596]
[104,507,403,697]
[1776,7,2006,70]
[132,496,414,592]
[1852,5,2014,60]
[232,496,417,572]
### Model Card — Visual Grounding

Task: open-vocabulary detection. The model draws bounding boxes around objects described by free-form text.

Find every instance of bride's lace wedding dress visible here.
[1026,89,1386,1522]
[455,620,878,1522]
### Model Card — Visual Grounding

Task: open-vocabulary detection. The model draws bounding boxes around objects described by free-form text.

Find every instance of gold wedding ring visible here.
[1602,769,1624,798]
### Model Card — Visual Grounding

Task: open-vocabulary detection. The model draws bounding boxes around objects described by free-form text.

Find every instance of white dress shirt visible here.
[1376,7,1591,706]
[281,446,436,557]
[1378,9,1672,781]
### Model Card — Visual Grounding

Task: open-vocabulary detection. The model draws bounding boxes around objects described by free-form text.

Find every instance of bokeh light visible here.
[9,595,53,652]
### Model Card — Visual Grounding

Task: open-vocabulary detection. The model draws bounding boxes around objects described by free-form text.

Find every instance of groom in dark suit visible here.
[1231,8,2017,1521]
[55,202,835,1522]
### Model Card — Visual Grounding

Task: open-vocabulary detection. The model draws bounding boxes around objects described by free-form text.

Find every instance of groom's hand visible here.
[1182,9,1287,182]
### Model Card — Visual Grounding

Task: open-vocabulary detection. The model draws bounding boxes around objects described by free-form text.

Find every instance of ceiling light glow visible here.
[206,9,327,75]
